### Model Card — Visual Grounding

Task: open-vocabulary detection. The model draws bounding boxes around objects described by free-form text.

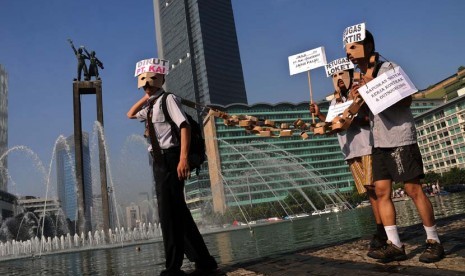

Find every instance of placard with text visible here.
[325,100,353,122]
[134,58,170,76]
[288,47,327,75]
[358,66,417,115]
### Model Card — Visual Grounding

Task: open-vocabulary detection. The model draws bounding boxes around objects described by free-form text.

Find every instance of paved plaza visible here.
[222,213,465,276]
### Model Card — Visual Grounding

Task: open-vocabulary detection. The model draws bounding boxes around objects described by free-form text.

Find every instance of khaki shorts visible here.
[347,155,373,194]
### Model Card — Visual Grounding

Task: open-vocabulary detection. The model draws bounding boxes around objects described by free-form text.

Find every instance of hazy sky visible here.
[0,0,464,205]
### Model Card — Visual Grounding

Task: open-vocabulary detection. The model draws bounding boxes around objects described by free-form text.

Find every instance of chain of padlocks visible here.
[204,92,365,139]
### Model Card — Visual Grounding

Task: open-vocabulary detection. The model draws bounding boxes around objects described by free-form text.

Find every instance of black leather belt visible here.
[151,146,180,155]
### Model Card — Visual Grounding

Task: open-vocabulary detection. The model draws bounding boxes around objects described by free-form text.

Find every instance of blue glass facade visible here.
[153,0,247,108]
[56,133,92,227]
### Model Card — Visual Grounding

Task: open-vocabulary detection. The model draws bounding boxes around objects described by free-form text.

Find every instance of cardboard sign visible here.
[288,47,327,75]
[358,66,418,115]
[325,57,354,77]
[343,23,365,47]
[325,100,353,122]
[134,58,169,77]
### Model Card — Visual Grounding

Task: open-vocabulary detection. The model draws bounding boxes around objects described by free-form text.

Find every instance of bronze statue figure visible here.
[83,47,104,80]
[68,39,89,81]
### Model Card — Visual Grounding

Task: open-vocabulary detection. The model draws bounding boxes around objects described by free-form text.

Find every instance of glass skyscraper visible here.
[153,0,247,107]
[0,65,7,191]
[56,133,93,230]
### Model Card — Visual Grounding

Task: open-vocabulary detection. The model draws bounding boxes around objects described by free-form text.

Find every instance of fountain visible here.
[0,119,353,260]
[0,123,165,259]
[207,139,351,221]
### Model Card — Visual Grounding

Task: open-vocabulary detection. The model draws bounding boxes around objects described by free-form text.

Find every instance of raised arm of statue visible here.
[68,39,89,81]
[83,47,91,58]
[68,39,78,55]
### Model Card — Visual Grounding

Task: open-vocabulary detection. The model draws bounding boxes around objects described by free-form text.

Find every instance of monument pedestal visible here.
[73,80,110,239]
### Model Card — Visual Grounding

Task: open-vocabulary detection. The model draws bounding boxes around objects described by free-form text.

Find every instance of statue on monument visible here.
[68,39,89,81]
[83,47,104,80]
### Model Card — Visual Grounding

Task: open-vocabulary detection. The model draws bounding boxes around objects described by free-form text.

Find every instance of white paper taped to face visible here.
[332,71,351,93]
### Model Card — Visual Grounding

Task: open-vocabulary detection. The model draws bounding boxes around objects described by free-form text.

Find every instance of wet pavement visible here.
[221,213,465,275]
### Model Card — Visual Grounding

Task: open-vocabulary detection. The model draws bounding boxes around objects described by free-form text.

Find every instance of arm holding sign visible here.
[309,103,326,121]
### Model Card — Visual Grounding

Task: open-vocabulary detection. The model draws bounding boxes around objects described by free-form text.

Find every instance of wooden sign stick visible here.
[307,70,315,123]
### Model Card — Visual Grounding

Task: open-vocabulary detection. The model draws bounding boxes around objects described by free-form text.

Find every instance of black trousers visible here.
[153,148,216,274]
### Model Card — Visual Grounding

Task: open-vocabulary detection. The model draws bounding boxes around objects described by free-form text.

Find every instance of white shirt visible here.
[136,92,189,149]
[332,97,372,160]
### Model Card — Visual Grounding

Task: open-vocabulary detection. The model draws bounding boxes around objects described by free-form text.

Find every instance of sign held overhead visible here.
[288,47,327,75]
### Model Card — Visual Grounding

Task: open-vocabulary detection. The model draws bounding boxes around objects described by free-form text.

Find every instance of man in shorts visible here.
[310,67,387,255]
[345,29,444,263]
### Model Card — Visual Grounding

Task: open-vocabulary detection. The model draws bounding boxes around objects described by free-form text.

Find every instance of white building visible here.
[416,95,465,174]
[125,203,140,230]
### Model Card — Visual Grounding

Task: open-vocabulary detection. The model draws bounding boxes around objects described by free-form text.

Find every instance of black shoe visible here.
[367,234,388,259]
[419,239,445,263]
[160,269,186,276]
[372,240,408,263]
[186,268,221,276]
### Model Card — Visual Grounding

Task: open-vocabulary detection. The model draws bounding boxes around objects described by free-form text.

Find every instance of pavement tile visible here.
[223,213,465,276]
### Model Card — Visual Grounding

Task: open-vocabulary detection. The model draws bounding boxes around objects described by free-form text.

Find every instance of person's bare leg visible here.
[375,179,404,248]
[404,179,444,262]
[404,178,435,227]
[366,185,382,224]
[374,179,395,225]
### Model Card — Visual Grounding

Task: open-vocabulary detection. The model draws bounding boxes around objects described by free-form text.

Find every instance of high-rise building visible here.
[126,203,141,230]
[416,95,465,174]
[153,0,247,107]
[414,67,465,174]
[91,194,103,231]
[56,133,93,230]
[0,65,8,191]
[16,196,61,218]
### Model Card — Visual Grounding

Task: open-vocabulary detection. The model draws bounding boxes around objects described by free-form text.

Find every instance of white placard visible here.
[325,57,355,77]
[325,100,353,122]
[358,66,418,115]
[288,47,327,75]
[343,23,365,47]
[134,58,169,77]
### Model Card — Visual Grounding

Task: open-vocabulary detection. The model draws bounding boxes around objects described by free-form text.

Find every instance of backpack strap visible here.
[147,94,164,162]
[161,92,182,142]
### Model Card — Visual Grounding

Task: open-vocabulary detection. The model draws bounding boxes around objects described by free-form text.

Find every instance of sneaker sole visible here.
[367,251,384,259]
[419,254,445,263]
[379,254,408,263]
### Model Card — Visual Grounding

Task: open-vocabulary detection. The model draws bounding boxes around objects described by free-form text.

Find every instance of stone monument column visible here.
[73,80,111,238]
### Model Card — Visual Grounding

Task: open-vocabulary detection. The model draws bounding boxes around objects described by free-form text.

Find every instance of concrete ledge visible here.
[221,213,465,275]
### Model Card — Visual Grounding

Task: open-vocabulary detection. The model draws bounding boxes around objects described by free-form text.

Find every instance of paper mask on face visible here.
[137,72,164,89]
[345,42,366,60]
[332,71,351,94]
